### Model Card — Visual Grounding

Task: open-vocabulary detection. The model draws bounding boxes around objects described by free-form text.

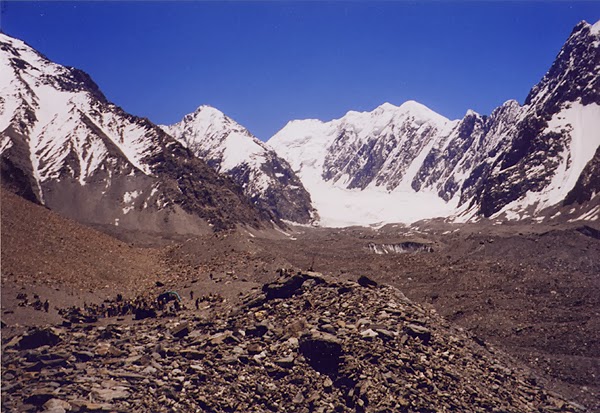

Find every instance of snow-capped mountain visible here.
[269,20,600,227]
[269,102,461,226]
[471,20,600,220]
[161,106,316,224]
[0,33,267,233]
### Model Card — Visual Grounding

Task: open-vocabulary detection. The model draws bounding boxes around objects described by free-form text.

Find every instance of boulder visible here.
[19,328,61,349]
[299,331,343,375]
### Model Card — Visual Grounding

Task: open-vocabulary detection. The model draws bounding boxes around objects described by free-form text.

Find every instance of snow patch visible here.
[221,132,265,171]
[0,135,13,153]
[123,190,141,204]
[578,205,599,221]
[122,190,142,214]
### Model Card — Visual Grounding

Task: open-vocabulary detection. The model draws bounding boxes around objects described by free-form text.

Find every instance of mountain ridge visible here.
[160,105,317,224]
[0,33,269,234]
[268,19,600,227]
[1,19,598,231]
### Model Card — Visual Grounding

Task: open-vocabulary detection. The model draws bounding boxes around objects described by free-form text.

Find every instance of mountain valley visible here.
[1,18,599,413]
[2,192,599,411]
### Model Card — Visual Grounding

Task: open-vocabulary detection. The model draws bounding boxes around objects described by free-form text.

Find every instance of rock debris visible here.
[2,271,587,412]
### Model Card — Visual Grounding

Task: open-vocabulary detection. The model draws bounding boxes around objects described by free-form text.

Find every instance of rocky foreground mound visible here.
[1,272,586,413]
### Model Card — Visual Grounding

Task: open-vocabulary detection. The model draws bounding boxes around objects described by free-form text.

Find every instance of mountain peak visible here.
[571,19,600,38]
[194,104,221,114]
[162,104,317,224]
[395,100,450,126]
[501,99,520,107]
[178,104,235,132]
[375,102,397,112]
[398,99,424,111]
[189,104,227,120]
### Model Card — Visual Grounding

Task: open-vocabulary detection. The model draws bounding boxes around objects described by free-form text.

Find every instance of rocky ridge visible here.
[0,33,267,234]
[471,20,600,219]
[1,271,587,412]
[161,106,317,224]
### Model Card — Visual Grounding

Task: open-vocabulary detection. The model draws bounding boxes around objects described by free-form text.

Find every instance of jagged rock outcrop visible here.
[473,21,600,219]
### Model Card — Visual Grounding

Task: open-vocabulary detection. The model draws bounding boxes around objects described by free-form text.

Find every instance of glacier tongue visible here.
[294,171,459,227]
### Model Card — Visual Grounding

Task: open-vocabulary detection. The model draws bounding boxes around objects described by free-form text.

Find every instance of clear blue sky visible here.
[1,1,598,140]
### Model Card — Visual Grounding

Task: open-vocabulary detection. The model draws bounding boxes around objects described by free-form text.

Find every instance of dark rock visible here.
[404,324,431,344]
[275,355,295,368]
[24,361,45,372]
[337,286,352,294]
[247,343,262,354]
[19,328,61,349]
[181,350,205,360]
[244,294,266,308]
[357,276,378,288]
[472,335,487,348]
[171,323,189,338]
[374,328,395,340]
[98,325,122,339]
[299,331,343,375]
[576,225,600,240]
[134,307,157,320]
[319,323,337,334]
[262,272,326,300]
[246,323,269,338]
[74,350,95,362]
[263,274,307,300]
[24,390,54,406]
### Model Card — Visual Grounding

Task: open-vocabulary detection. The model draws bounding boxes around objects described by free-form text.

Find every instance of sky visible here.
[1,2,598,140]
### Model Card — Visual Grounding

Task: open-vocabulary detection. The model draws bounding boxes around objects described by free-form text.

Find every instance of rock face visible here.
[269,20,600,227]
[161,106,317,224]
[1,271,587,412]
[0,33,267,233]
